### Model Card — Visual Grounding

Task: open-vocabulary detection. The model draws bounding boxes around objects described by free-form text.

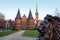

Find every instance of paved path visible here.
[0,30,37,40]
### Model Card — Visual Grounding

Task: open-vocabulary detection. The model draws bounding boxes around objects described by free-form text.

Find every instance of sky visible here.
[0,0,60,20]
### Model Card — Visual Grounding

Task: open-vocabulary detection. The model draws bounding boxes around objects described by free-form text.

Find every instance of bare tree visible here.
[55,8,60,17]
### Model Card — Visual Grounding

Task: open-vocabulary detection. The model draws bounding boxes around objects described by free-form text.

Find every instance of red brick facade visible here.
[15,8,40,30]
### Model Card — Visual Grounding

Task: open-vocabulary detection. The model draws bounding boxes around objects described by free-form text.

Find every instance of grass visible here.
[0,30,18,37]
[22,30,39,38]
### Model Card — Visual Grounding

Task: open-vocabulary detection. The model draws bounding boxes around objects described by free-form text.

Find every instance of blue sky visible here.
[0,0,60,20]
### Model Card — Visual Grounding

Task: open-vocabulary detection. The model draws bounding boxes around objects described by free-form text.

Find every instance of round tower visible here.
[28,9,35,30]
[15,9,22,30]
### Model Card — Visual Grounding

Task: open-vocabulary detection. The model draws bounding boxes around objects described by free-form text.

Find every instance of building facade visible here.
[15,6,40,30]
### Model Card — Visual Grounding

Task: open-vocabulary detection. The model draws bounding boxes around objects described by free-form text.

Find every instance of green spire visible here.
[36,4,38,13]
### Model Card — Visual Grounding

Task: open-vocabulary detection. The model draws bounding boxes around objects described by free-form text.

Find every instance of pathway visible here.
[0,30,37,40]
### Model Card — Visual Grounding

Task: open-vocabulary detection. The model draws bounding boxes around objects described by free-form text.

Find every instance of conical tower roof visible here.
[36,4,38,13]
[15,9,21,19]
[35,4,38,15]
[28,9,33,19]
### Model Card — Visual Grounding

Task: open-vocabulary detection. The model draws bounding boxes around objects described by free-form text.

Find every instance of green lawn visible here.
[0,30,18,37]
[22,30,39,38]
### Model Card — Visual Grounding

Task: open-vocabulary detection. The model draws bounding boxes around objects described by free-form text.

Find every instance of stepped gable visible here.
[28,9,33,19]
[15,9,21,19]
[23,14,26,18]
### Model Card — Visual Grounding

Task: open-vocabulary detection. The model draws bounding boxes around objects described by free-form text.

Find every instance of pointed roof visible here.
[15,9,21,19]
[36,4,38,13]
[28,9,33,19]
[35,4,38,15]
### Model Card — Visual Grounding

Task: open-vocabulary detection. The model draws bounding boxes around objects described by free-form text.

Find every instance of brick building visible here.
[15,6,40,30]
